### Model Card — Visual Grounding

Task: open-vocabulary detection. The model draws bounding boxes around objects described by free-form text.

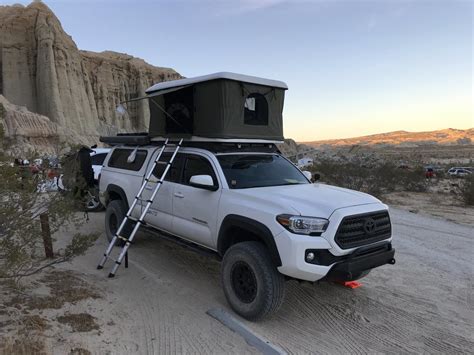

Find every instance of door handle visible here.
[174,192,184,198]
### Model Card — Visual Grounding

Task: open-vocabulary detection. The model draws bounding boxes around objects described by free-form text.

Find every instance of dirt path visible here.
[2,207,473,354]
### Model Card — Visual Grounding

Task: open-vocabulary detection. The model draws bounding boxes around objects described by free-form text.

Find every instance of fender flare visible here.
[105,184,129,210]
[218,214,282,267]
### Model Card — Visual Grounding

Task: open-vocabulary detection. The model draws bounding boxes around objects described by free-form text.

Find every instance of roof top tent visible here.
[145,72,288,142]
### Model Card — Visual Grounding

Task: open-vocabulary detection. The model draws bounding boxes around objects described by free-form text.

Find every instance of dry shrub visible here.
[0,336,47,355]
[311,160,427,197]
[57,313,99,332]
[6,270,101,311]
[21,315,50,332]
[459,175,474,205]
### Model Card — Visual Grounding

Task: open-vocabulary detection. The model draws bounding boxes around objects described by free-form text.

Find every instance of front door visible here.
[171,154,221,248]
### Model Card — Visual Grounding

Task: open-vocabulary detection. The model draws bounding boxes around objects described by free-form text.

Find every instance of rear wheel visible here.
[105,200,134,244]
[221,241,285,321]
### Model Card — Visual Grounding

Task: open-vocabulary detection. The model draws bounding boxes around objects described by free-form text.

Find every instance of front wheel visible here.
[221,242,286,321]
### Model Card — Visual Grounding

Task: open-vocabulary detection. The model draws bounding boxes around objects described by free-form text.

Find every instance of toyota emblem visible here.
[363,218,376,234]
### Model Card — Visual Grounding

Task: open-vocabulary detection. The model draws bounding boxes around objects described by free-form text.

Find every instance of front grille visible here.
[335,211,391,249]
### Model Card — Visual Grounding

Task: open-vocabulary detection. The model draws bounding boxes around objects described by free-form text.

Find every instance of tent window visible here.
[164,86,194,134]
[244,93,268,125]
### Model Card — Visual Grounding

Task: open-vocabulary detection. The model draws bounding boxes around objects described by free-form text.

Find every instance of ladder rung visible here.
[155,161,171,165]
[143,178,164,185]
[116,235,134,244]
[144,178,158,183]
[126,216,146,225]
[134,196,153,203]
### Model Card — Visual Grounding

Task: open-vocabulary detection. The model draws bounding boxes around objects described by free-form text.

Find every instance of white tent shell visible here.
[145,72,288,94]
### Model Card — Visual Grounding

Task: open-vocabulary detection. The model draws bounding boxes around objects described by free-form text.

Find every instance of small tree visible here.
[0,125,97,280]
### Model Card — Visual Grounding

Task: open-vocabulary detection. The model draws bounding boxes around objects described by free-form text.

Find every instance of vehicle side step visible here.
[144,227,221,260]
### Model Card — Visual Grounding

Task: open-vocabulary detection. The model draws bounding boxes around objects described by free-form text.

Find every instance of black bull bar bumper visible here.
[325,243,396,281]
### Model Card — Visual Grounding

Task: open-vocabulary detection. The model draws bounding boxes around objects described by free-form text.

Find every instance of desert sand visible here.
[1,206,473,354]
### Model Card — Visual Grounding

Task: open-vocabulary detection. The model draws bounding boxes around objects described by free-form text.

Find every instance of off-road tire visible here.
[105,200,134,245]
[221,241,285,321]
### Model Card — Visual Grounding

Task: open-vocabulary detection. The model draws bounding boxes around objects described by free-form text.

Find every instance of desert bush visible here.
[459,175,474,206]
[0,129,97,280]
[310,160,426,197]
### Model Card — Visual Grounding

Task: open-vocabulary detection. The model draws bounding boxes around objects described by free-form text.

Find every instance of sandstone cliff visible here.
[0,1,181,152]
[0,94,59,154]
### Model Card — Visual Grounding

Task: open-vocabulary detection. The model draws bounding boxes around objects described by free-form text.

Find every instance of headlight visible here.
[277,214,329,235]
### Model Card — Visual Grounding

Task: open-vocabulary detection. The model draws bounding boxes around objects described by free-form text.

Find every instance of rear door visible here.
[140,151,184,233]
[171,153,222,248]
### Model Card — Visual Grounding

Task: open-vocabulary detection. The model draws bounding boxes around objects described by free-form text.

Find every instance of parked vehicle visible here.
[97,72,395,320]
[85,148,111,211]
[90,148,111,181]
[448,168,472,178]
[297,157,313,169]
[99,143,395,320]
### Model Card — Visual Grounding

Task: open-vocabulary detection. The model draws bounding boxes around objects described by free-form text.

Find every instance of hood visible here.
[234,183,382,218]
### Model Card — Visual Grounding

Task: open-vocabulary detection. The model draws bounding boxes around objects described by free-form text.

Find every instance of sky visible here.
[3,0,473,141]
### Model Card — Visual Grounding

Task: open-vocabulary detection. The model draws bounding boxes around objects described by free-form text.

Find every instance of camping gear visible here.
[100,72,288,144]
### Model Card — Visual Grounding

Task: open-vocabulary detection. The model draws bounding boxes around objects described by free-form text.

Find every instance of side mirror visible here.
[302,171,312,181]
[189,175,218,191]
[313,173,321,182]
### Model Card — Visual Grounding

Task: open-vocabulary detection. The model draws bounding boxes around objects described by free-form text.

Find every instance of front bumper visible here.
[323,243,395,281]
[275,224,395,282]
[274,204,394,281]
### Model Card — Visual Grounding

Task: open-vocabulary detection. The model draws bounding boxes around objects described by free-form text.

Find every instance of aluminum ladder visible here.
[97,138,183,277]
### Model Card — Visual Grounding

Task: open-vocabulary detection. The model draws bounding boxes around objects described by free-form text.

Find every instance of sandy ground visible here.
[1,207,473,354]
[384,190,474,226]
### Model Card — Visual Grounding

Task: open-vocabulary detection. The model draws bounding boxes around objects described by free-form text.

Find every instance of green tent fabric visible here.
[147,74,287,141]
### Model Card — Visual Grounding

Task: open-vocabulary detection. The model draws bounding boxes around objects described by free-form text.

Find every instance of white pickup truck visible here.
[99,143,395,320]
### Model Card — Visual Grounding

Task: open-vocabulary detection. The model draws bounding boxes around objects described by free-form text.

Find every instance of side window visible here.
[244,93,268,126]
[108,149,147,171]
[183,155,217,186]
[90,153,107,166]
[152,153,184,183]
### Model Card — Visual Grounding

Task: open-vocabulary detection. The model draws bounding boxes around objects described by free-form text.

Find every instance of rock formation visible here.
[0,1,181,153]
[0,95,59,154]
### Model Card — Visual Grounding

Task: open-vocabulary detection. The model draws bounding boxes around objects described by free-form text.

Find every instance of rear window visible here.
[90,153,107,166]
[244,93,268,126]
[108,149,148,171]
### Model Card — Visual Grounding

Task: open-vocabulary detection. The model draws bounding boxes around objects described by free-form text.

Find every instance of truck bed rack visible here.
[99,134,281,154]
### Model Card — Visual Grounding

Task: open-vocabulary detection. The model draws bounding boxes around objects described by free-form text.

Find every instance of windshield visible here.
[217,154,309,189]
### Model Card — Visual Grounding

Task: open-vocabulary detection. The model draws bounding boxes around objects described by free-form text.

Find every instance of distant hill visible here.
[301,128,474,148]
